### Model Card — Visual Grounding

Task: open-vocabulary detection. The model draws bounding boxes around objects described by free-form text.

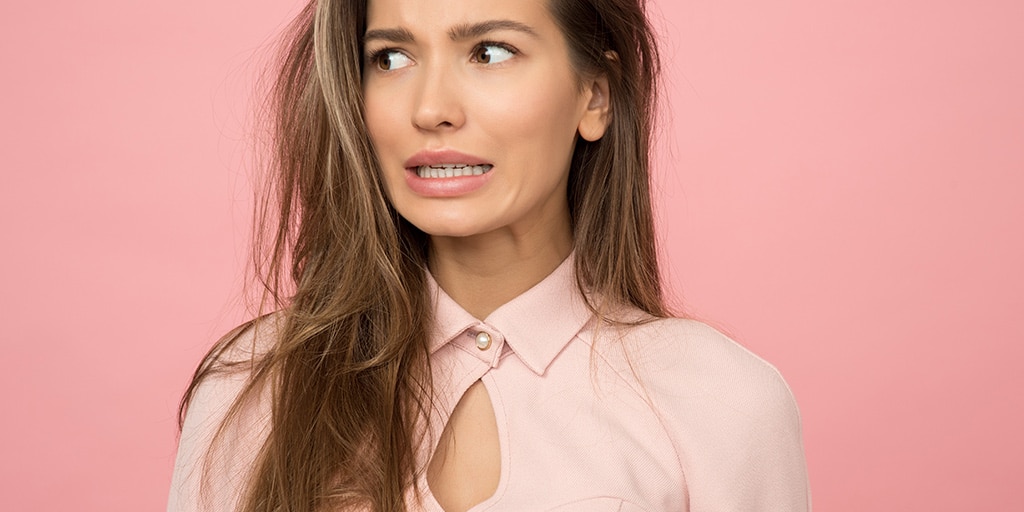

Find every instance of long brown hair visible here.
[179,0,664,510]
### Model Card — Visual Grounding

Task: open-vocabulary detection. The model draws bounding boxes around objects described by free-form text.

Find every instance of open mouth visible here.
[415,164,494,178]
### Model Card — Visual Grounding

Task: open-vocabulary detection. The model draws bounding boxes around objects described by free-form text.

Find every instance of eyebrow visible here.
[363,27,415,45]
[363,19,538,45]
[449,20,537,41]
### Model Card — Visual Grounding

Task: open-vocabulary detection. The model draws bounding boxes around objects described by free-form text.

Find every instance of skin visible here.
[362,1,611,510]
[362,0,611,321]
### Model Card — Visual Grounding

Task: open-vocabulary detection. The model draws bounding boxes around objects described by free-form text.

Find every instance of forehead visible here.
[365,0,556,34]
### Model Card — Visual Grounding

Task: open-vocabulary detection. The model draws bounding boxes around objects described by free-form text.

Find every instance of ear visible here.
[577,72,612,142]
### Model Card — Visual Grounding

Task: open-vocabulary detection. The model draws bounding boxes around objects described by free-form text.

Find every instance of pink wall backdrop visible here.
[1,0,1020,510]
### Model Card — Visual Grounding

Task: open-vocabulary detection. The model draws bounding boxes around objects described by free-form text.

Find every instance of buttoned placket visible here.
[412,323,510,512]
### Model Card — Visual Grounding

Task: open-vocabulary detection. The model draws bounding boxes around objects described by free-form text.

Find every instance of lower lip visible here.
[404,168,493,197]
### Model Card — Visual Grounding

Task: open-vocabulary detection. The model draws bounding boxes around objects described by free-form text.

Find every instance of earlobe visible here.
[578,75,612,142]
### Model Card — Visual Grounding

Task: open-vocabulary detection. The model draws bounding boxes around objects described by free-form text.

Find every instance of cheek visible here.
[362,88,407,189]
[363,78,409,145]
[477,72,584,156]
[363,91,390,151]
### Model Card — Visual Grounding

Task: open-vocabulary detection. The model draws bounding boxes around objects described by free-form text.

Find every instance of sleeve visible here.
[167,326,274,512]
[641,320,811,511]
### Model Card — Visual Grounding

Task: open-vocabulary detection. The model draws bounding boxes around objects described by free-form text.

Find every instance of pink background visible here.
[1,0,1021,510]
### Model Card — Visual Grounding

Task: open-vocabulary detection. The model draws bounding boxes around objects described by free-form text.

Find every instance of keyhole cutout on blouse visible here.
[427,379,501,512]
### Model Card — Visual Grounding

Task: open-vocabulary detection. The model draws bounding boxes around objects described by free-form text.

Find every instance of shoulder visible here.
[208,312,284,368]
[586,317,798,416]
[636,318,801,434]
[177,313,282,428]
[633,318,798,414]
[168,314,282,512]
[585,317,810,510]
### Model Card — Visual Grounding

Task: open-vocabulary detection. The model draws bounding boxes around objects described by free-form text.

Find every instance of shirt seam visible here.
[576,333,691,507]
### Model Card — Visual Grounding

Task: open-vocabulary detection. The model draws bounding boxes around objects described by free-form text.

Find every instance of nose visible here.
[411,63,466,132]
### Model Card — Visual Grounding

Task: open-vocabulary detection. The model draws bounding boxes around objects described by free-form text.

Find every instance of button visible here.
[475,331,492,351]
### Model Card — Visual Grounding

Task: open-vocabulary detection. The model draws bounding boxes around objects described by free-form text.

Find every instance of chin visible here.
[409,221,488,239]
[400,211,497,239]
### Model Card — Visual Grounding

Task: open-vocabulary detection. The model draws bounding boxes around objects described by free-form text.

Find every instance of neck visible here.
[428,223,573,320]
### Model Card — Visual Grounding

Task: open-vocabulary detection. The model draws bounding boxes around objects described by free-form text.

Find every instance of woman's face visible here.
[362,0,609,240]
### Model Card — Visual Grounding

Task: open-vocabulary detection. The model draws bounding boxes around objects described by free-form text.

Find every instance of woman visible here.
[169,0,810,510]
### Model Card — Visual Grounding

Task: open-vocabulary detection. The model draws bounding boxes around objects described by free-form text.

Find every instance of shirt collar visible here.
[426,254,594,376]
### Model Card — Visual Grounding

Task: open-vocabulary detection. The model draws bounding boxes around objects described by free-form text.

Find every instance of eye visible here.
[372,49,413,71]
[472,43,516,65]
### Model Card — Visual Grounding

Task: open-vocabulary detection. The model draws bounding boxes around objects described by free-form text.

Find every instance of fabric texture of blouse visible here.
[168,256,811,511]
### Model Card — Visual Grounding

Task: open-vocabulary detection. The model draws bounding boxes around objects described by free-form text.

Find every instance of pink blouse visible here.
[169,256,810,511]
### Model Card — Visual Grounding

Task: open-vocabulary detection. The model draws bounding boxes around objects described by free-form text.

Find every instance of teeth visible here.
[416,164,493,178]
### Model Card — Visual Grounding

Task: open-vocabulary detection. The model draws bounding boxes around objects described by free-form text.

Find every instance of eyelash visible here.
[365,47,404,71]
[472,41,519,63]
[365,41,520,70]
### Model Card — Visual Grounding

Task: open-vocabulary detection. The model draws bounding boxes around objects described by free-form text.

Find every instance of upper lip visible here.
[403,149,492,169]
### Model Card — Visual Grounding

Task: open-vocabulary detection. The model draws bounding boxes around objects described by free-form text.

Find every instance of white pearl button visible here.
[475,331,492,350]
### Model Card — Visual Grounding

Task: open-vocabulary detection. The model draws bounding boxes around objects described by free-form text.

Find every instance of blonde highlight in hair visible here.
[179,0,666,510]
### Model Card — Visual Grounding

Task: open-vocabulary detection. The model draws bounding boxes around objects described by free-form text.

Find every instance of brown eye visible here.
[372,50,412,71]
[474,47,492,64]
[472,44,515,65]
